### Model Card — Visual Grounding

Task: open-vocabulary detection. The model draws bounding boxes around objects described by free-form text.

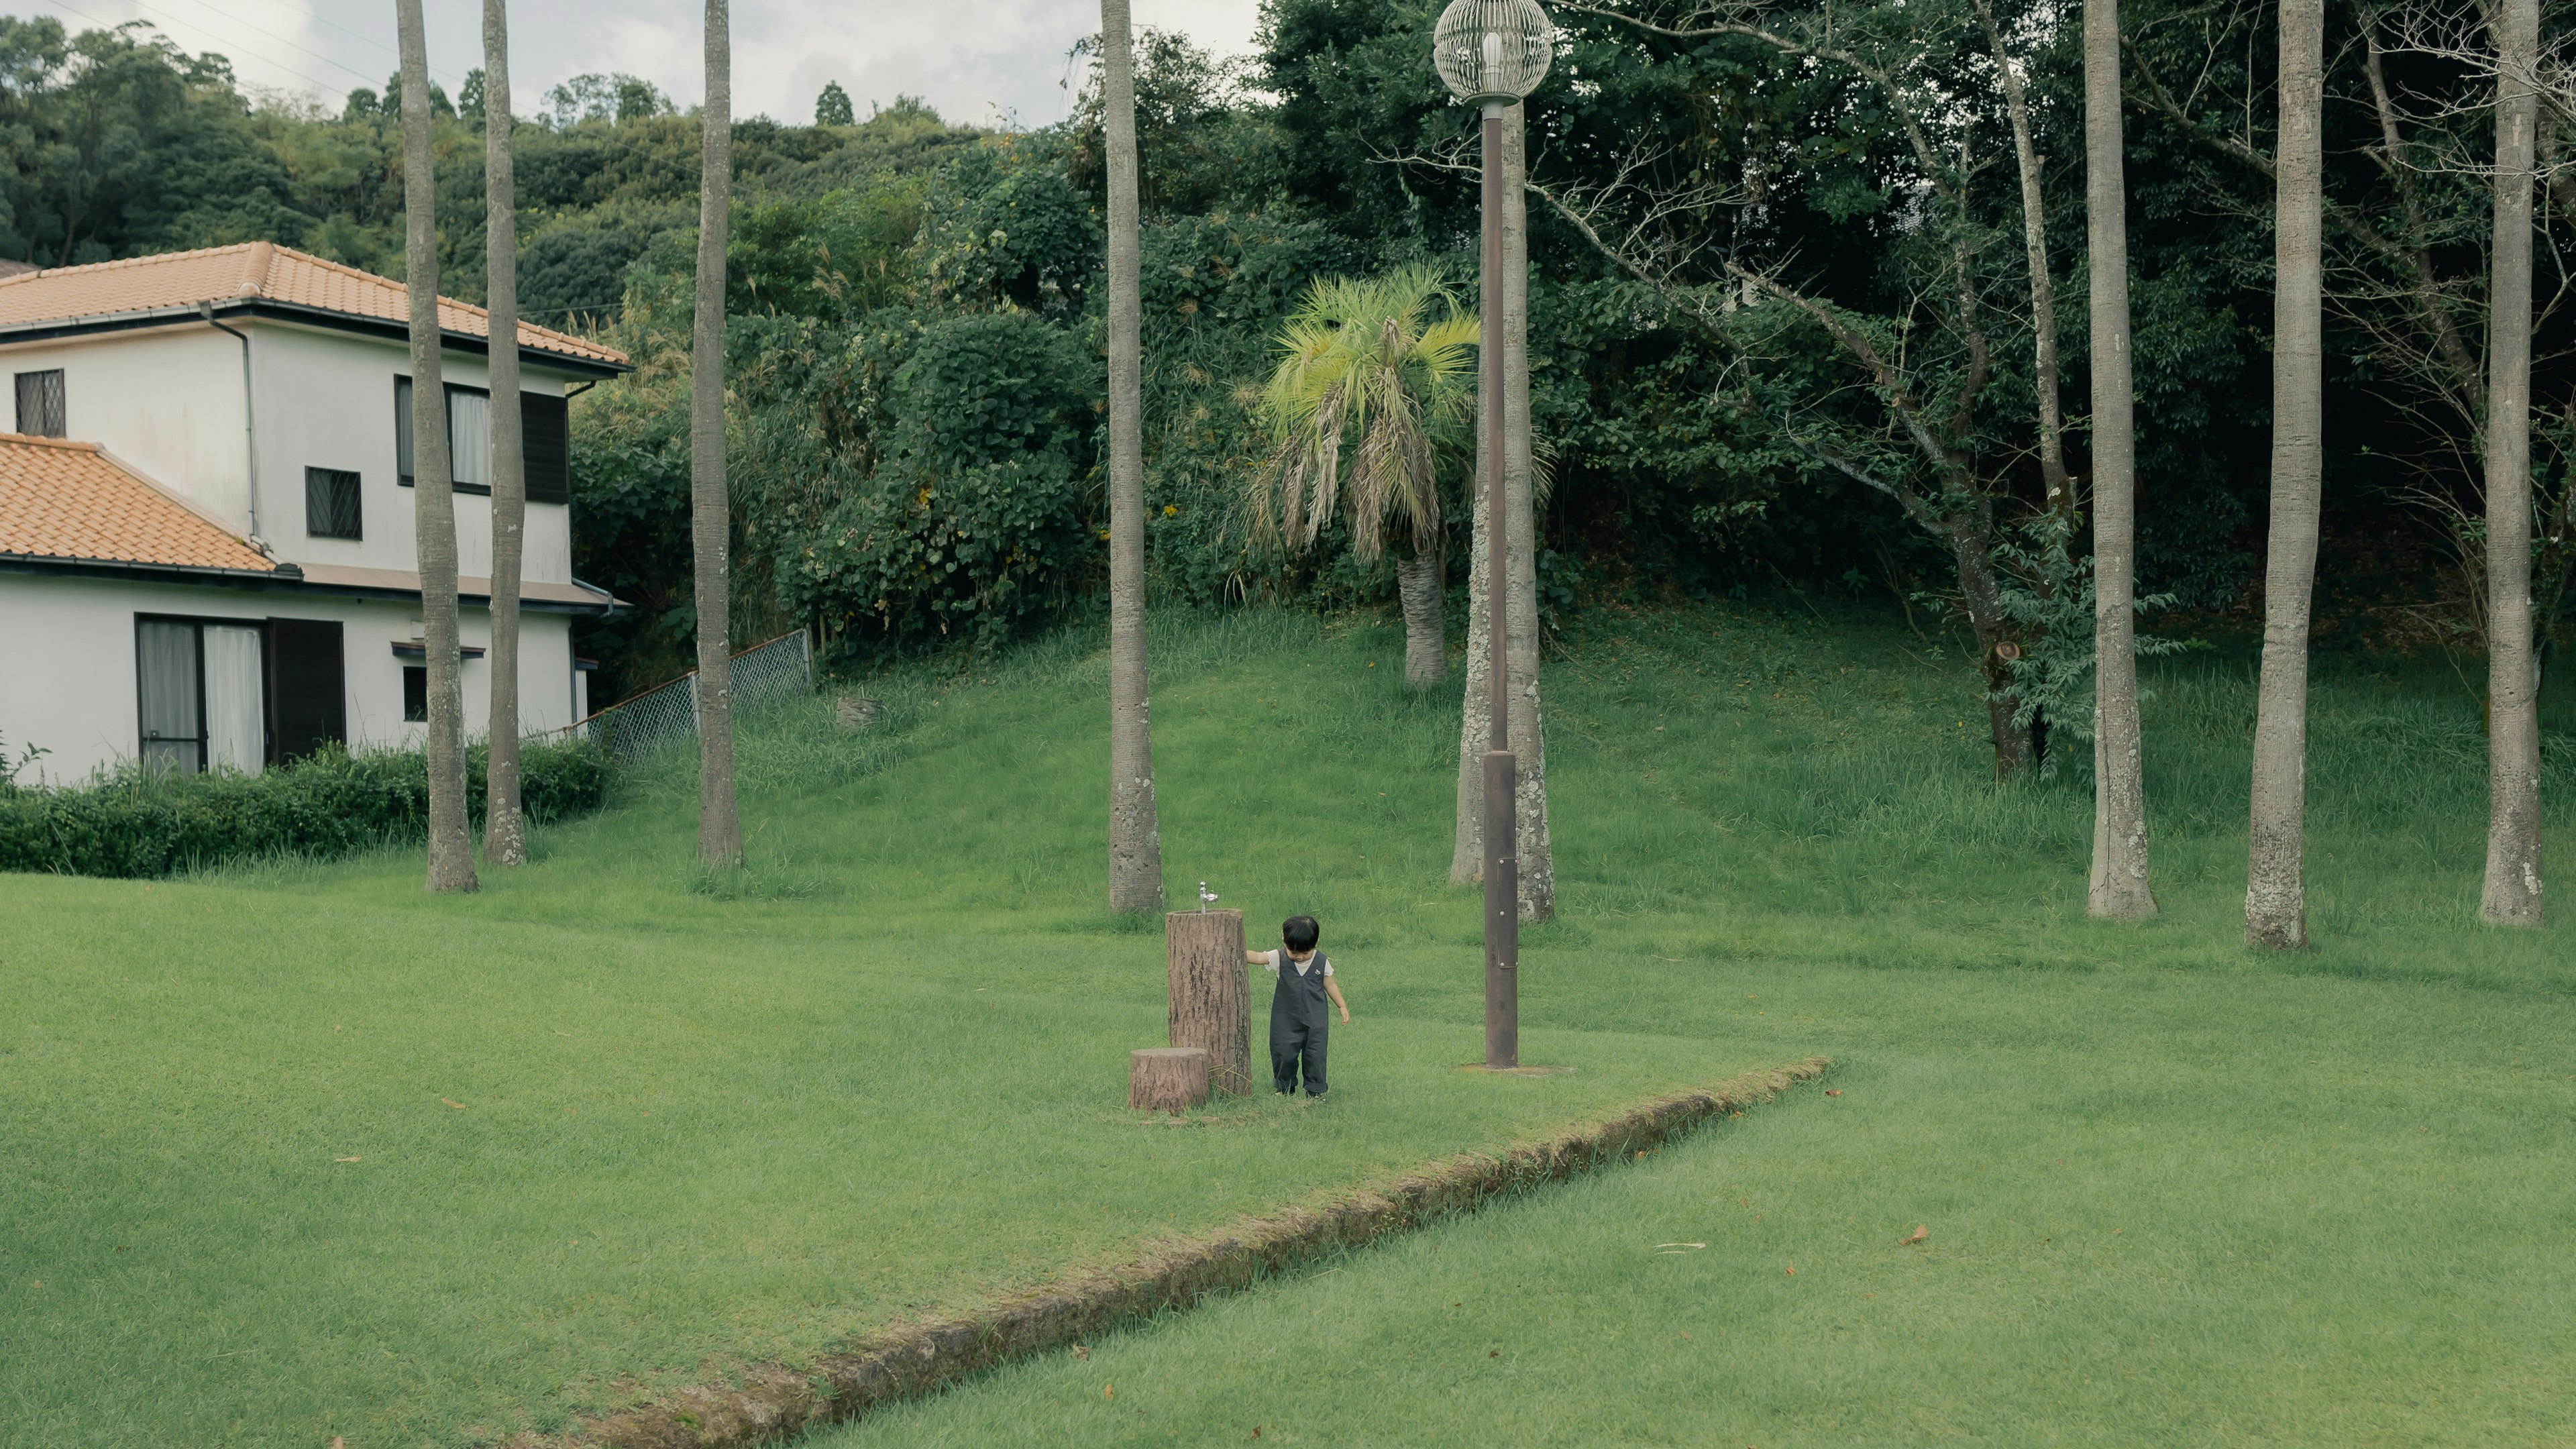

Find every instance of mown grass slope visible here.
[812,604,2576,1448]
[5,603,2570,1447]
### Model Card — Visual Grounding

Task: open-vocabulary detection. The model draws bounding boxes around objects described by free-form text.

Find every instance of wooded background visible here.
[4,1,2564,718]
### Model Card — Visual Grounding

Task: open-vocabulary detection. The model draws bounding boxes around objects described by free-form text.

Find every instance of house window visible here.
[402,665,428,722]
[396,376,568,500]
[135,617,266,775]
[305,467,362,539]
[447,388,491,489]
[15,369,65,437]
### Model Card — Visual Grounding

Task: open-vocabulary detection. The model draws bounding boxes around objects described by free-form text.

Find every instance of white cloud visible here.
[24,0,1265,127]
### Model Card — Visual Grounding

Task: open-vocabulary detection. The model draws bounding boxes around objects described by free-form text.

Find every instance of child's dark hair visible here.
[1281,915,1321,952]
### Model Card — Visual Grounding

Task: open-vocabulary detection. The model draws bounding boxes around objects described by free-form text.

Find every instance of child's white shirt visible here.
[1263,949,1333,977]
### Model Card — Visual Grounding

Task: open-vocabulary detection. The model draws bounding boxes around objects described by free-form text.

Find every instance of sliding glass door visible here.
[136,618,266,776]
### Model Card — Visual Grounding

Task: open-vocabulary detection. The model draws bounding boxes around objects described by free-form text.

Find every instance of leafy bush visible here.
[782,308,1099,656]
[0,737,610,879]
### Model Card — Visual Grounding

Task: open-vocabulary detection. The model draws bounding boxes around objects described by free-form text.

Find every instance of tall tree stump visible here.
[1129,1047,1210,1112]
[1167,908,1249,1095]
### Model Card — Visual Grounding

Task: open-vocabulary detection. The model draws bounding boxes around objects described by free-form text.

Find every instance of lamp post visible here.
[1434,0,1551,1070]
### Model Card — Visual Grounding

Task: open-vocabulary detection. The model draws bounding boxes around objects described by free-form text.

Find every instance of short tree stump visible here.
[1166,908,1250,1095]
[1128,1046,1211,1113]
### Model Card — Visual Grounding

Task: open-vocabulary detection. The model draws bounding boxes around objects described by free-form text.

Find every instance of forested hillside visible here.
[3,4,2567,712]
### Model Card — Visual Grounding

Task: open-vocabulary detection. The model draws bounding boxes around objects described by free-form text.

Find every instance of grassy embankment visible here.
[4,603,2572,1447]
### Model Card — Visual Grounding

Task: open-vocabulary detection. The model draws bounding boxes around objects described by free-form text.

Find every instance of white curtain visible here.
[203,625,265,776]
[448,388,492,488]
[136,620,200,775]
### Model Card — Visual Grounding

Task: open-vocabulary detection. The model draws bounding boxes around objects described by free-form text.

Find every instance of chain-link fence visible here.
[577,629,812,763]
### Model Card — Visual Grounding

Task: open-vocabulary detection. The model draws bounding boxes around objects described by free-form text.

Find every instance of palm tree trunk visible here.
[2085,0,2154,918]
[1451,426,1495,887]
[2247,0,2326,951]
[2482,0,2544,925]
[481,0,527,869]
[692,0,740,868]
[398,0,476,896]
[1104,0,1163,914]
[1501,102,1552,922]
[1450,101,1554,920]
[1395,549,1446,688]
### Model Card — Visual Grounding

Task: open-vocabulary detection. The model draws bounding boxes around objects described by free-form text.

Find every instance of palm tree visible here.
[1250,265,1480,689]
[2247,0,2325,950]
[692,0,741,868]
[2483,0,2544,924]
[1103,0,1163,914]
[397,0,476,895]
[2084,0,2154,918]
[481,0,527,869]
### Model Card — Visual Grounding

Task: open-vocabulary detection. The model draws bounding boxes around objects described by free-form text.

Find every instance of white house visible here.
[0,241,630,785]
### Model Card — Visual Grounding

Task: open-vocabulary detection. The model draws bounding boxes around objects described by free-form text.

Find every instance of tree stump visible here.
[836,696,883,731]
[1128,1047,1210,1113]
[1167,908,1250,1095]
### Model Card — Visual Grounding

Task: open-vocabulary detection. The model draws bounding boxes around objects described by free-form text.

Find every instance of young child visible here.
[1247,914,1349,1097]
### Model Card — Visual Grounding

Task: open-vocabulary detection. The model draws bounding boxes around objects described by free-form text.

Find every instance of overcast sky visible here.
[17,0,1265,127]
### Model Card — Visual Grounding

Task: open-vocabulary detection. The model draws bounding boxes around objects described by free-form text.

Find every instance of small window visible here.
[15,369,65,437]
[402,665,428,722]
[305,467,362,539]
[400,376,562,498]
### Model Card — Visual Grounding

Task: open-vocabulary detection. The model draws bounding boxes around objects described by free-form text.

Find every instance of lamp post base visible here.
[1483,747,1518,1068]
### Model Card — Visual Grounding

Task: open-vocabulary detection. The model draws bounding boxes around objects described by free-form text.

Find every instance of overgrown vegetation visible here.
[0,735,606,878]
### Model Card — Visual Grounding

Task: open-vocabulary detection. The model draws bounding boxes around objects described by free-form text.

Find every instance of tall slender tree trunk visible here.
[398,0,476,896]
[2085,0,2155,918]
[1451,102,1553,920]
[692,0,740,867]
[2247,0,2325,950]
[481,0,527,869]
[1982,1,2070,506]
[2483,0,2544,925]
[1104,0,1163,914]
[1395,549,1446,688]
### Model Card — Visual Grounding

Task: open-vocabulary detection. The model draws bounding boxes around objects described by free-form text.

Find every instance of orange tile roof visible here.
[0,241,628,368]
[0,433,276,573]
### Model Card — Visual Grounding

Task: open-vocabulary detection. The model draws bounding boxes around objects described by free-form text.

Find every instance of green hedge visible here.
[0,737,610,879]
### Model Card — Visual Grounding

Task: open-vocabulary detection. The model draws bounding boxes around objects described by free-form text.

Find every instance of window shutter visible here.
[264,619,346,765]
[522,392,570,504]
[394,376,414,485]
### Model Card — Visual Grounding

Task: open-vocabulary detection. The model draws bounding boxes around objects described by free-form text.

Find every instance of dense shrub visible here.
[0,737,610,879]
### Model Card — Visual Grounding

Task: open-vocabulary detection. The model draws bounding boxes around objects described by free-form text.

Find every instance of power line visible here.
[156,0,381,90]
[30,0,348,97]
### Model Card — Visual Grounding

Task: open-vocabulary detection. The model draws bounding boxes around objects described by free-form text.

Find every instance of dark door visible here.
[265,618,346,765]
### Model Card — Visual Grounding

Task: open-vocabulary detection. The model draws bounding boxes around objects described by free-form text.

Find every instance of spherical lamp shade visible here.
[1433,0,1554,104]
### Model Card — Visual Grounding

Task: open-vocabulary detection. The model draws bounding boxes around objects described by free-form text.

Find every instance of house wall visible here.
[0,319,582,584]
[0,327,250,526]
[0,571,585,786]
[254,323,578,584]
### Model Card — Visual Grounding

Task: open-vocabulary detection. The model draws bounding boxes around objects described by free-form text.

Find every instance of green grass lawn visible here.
[5,603,2571,1447]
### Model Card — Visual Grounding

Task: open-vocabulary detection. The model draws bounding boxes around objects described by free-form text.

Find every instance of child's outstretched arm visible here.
[1325,976,1350,1024]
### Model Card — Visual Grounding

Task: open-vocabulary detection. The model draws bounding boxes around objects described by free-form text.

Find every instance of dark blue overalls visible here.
[1269,951,1331,1096]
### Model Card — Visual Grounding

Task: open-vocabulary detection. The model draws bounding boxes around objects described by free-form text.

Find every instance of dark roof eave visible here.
[0,553,625,614]
[0,297,633,378]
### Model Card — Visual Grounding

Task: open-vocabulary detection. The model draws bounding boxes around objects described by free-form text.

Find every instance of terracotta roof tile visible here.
[0,433,276,572]
[0,242,627,368]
